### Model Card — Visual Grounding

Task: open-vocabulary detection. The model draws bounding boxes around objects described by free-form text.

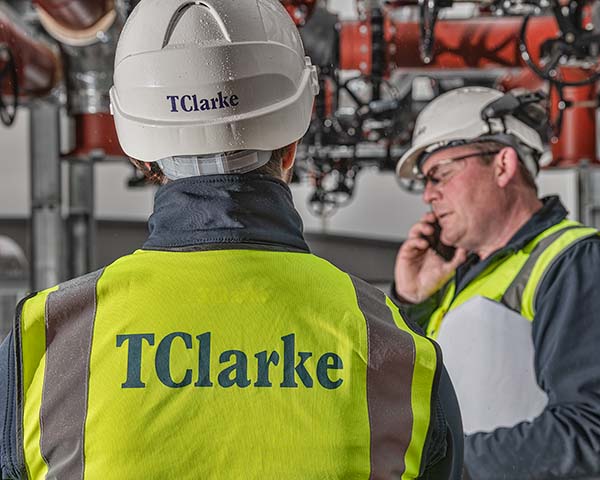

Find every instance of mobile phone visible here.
[425,220,456,261]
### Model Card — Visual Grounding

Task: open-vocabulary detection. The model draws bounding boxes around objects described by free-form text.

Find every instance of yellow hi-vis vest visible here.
[426,219,599,339]
[17,249,440,480]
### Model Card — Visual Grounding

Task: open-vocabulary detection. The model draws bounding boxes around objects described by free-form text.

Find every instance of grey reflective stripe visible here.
[350,275,416,479]
[40,269,103,480]
[501,226,581,312]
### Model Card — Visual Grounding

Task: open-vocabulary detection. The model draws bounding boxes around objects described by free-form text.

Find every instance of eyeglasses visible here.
[418,150,501,188]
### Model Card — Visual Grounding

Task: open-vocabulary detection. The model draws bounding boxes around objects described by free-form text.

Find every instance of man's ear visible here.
[281,142,298,172]
[495,147,519,188]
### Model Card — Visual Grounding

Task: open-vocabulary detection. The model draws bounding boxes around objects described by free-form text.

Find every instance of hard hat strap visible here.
[157,150,272,180]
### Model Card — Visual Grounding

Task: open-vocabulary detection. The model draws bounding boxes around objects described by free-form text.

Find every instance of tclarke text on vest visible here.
[116,332,344,390]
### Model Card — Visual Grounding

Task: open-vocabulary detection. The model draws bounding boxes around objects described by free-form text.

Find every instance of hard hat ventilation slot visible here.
[162,1,231,49]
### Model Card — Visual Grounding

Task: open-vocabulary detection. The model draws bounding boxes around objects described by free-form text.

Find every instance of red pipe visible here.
[497,69,545,92]
[0,11,59,98]
[69,113,125,157]
[340,20,373,75]
[31,0,118,156]
[338,12,599,167]
[33,0,112,31]
[549,66,598,166]
[340,16,560,73]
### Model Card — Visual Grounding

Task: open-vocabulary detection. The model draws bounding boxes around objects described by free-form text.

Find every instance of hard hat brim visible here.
[396,144,428,179]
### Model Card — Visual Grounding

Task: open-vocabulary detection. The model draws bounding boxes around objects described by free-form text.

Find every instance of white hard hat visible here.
[396,86,545,179]
[110,0,319,164]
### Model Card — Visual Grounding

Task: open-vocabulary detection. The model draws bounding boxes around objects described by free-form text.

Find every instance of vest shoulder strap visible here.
[348,274,441,477]
[501,220,598,320]
[17,268,104,480]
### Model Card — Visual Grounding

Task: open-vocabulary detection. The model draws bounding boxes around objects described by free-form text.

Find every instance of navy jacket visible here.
[394,196,600,479]
[1,175,463,479]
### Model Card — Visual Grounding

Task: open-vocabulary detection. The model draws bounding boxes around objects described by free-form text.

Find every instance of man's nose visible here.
[422,181,440,204]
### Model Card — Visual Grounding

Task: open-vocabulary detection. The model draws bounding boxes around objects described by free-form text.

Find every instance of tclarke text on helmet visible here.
[166,91,240,113]
[116,332,344,390]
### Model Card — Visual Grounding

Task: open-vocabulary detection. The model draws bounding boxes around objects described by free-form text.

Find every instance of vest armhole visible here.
[500,222,595,320]
[526,230,599,319]
[13,291,39,480]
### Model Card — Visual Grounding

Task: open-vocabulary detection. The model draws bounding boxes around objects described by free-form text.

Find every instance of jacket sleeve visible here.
[420,366,464,480]
[390,281,446,330]
[0,331,20,480]
[395,308,463,480]
[464,237,600,479]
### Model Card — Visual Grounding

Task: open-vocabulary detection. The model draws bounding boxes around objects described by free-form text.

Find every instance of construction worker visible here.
[0,1,463,478]
[394,86,600,479]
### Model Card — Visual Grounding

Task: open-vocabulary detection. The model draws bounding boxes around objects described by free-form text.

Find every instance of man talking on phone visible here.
[393,86,600,479]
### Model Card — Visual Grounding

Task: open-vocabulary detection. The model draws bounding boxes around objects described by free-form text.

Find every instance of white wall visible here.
[0,108,30,218]
[0,107,579,242]
[293,170,428,240]
[0,110,428,239]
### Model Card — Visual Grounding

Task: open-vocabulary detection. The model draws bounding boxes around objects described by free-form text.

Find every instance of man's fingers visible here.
[400,237,430,255]
[447,247,468,269]
[422,211,436,222]
[407,220,435,240]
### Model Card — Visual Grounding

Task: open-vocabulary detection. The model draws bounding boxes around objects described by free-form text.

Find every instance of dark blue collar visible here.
[143,175,310,253]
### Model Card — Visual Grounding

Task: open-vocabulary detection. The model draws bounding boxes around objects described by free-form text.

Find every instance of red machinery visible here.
[340,12,598,165]
[332,5,599,168]
[0,0,116,100]
[0,8,59,125]
[34,0,124,157]
[0,0,598,165]
[0,0,123,155]
[288,0,600,211]
[33,0,114,33]
[1,0,598,286]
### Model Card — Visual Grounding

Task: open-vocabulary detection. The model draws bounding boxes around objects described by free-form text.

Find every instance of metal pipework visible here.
[549,65,599,166]
[71,113,124,157]
[0,3,59,98]
[30,101,65,291]
[38,0,125,156]
[339,15,560,74]
[31,0,121,117]
[66,157,96,279]
[60,25,121,117]
[33,0,116,47]
[26,0,125,284]
[337,13,600,166]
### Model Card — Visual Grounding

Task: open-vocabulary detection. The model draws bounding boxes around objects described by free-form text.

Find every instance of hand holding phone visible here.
[423,219,456,262]
[395,213,467,303]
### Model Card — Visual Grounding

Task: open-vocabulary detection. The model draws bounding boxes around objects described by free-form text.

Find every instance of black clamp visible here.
[519,0,600,88]
[0,43,18,127]
[418,0,453,64]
